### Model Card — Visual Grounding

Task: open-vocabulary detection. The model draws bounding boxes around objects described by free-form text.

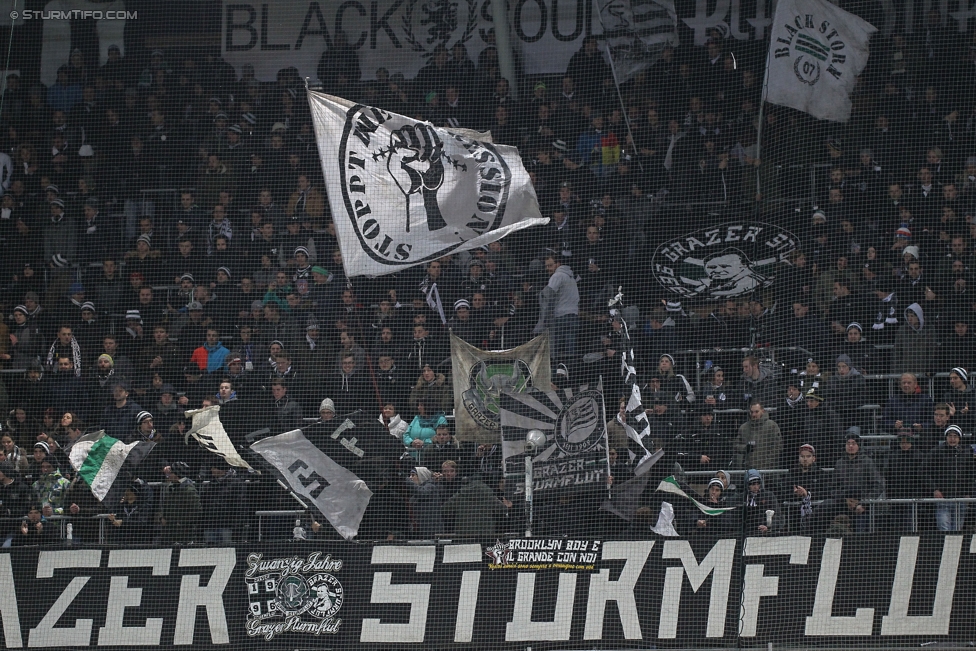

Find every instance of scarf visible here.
[47,337,82,377]
[97,367,116,388]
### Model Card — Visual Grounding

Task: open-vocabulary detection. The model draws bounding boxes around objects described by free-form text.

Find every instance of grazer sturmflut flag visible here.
[764,0,876,122]
[307,91,547,277]
[499,379,608,495]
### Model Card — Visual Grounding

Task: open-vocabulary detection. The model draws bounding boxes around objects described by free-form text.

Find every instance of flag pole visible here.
[594,11,645,175]
[752,42,774,210]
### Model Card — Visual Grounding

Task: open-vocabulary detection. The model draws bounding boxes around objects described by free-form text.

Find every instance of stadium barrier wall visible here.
[0,534,973,649]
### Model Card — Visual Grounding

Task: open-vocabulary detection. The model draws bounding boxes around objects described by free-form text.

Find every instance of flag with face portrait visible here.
[308,91,547,278]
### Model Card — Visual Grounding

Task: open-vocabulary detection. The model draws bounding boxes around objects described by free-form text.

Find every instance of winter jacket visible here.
[408,373,452,413]
[190,341,230,374]
[832,452,886,500]
[797,405,844,466]
[442,479,509,537]
[379,413,408,441]
[734,414,782,470]
[409,478,445,538]
[780,464,830,503]
[200,470,246,531]
[739,365,778,407]
[675,422,736,470]
[160,478,201,543]
[823,368,867,423]
[882,391,935,432]
[43,217,76,265]
[0,478,30,534]
[892,303,939,374]
[100,399,144,442]
[660,372,696,404]
[926,442,976,498]
[267,395,303,434]
[687,494,735,535]
[32,469,70,514]
[886,445,927,499]
[403,414,448,458]
[743,469,784,532]
[44,373,87,417]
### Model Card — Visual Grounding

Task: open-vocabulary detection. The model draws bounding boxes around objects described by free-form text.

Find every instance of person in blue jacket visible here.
[403,400,448,459]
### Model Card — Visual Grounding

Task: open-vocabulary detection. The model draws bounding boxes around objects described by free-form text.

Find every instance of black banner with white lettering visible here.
[1,535,975,649]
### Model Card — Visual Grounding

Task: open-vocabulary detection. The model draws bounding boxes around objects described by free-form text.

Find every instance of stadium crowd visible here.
[0,22,974,544]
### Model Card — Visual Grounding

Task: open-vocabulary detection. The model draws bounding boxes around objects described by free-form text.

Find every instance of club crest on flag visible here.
[462,359,534,431]
[554,388,604,455]
[775,14,847,86]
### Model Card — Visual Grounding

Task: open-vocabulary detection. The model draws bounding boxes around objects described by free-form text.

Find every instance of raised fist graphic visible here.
[387,123,447,232]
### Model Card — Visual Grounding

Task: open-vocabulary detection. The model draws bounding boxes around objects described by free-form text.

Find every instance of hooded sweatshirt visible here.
[538,264,579,323]
[734,413,782,470]
[740,364,778,407]
[892,303,939,374]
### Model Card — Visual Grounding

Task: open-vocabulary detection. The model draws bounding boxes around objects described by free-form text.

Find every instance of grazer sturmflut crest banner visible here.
[500,378,609,495]
[651,222,800,300]
[308,91,547,278]
[764,0,876,122]
[450,333,551,445]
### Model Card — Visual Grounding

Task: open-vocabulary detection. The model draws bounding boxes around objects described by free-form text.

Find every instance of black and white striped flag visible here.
[420,276,446,325]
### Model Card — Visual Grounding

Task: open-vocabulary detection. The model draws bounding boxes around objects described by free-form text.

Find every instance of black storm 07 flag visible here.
[307,91,548,277]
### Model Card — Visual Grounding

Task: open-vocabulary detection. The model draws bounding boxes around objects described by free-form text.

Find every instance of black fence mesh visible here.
[0,1,973,648]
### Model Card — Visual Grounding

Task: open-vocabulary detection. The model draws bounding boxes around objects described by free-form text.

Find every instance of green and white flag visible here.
[67,432,155,501]
[764,0,876,122]
[656,475,736,516]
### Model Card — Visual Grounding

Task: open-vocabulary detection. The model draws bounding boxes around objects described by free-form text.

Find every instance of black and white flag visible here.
[599,0,680,83]
[308,92,548,277]
[608,294,653,463]
[184,406,253,470]
[420,276,447,325]
[500,380,609,494]
[250,429,373,540]
[764,0,876,122]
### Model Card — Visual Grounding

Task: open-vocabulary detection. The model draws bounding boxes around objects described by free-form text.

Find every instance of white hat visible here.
[319,398,335,413]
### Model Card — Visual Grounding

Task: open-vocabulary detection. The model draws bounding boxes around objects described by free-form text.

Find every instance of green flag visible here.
[657,475,736,516]
[68,432,154,501]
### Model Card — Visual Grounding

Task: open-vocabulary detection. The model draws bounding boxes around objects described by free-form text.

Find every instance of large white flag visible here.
[308,91,548,277]
[764,0,876,122]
